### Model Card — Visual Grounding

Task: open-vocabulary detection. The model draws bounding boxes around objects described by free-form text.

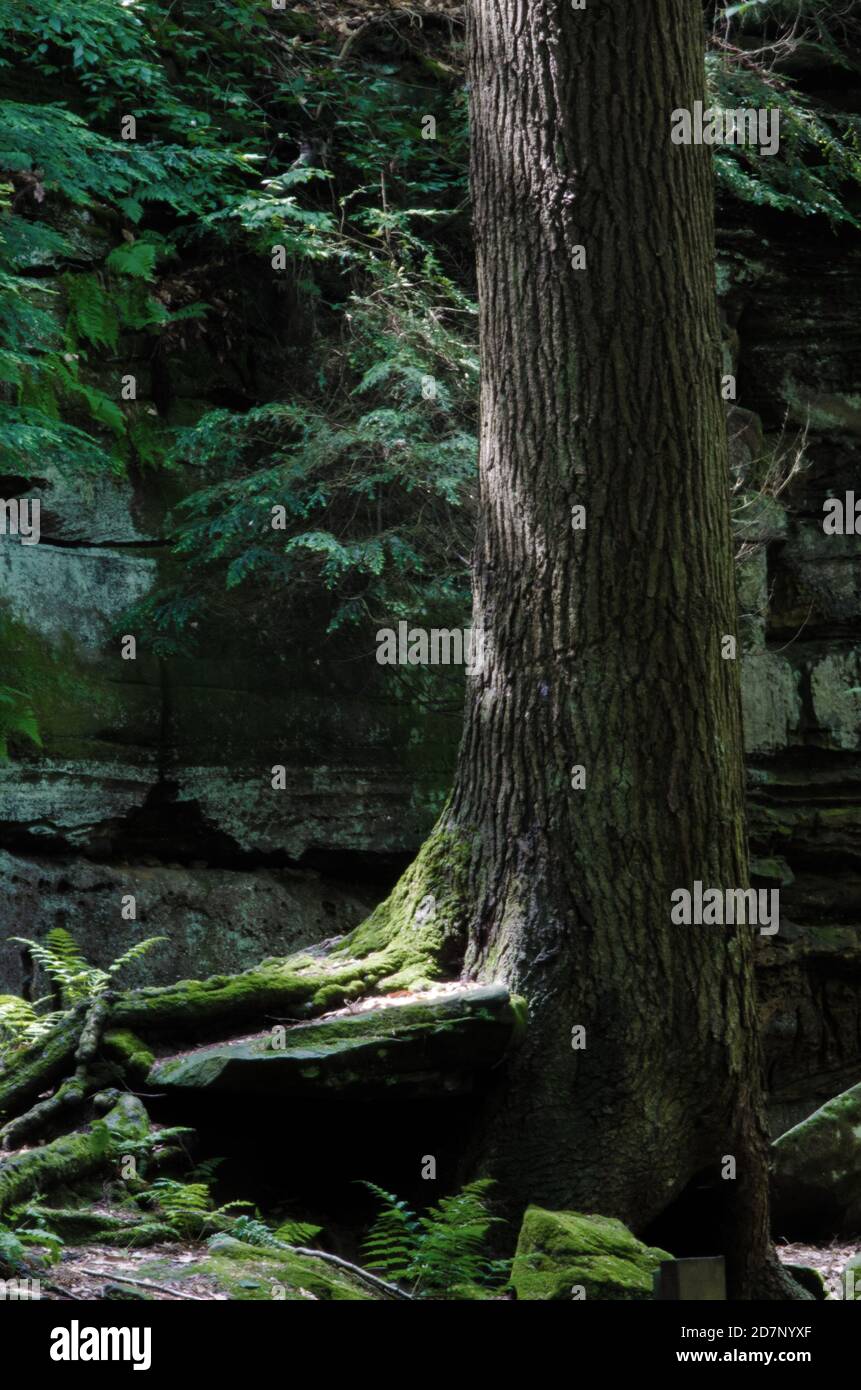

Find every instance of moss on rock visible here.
[148,985,522,1097]
[138,1235,377,1301]
[772,1080,861,1237]
[511,1207,672,1301]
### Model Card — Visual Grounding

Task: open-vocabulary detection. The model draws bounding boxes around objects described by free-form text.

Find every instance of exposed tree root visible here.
[285,1247,413,1301]
[23,1206,176,1248]
[107,824,469,1038]
[0,1094,149,1215]
[78,1268,201,1301]
[0,996,115,1149]
[752,1257,817,1301]
[0,1003,87,1122]
[0,825,814,1300]
[100,1029,155,1083]
[0,1076,92,1151]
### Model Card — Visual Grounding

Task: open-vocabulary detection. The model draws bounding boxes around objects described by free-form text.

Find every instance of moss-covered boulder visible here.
[772,1080,861,1238]
[510,1208,671,1301]
[148,985,522,1099]
[136,1235,378,1301]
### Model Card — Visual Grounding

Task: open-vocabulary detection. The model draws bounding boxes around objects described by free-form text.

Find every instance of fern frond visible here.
[106,937,168,979]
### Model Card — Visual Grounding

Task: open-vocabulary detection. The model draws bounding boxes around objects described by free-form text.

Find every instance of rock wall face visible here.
[724,211,861,1132]
[1,129,859,1135]
[0,255,461,994]
[0,423,459,985]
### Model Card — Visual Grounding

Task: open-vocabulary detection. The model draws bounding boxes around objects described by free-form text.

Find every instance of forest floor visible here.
[777,1239,860,1300]
[42,1242,228,1302]
[27,1234,860,1301]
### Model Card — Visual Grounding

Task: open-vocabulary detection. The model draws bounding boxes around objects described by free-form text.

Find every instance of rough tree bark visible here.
[439,0,799,1299]
[0,0,806,1300]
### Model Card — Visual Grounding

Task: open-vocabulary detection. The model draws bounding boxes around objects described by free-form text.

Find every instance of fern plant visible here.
[130,1178,252,1238]
[8,928,167,1007]
[126,256,478,655]
[272,1219,324,1247]
[0,686,41,762]
[0,993,62,1050]
[361,1179,507,1297]
[0,1220,63,1274]
[218,1214,323,1252]
[226,1215,288,1251]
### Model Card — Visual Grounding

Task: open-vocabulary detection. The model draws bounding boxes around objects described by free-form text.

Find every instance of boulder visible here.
[134,1235,378,1301]
[510,1207,671,1301]
[772,1080,861,1237]
[149,985,524,1099]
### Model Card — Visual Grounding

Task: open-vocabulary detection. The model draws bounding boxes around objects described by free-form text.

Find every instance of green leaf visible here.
[106,240,158,279]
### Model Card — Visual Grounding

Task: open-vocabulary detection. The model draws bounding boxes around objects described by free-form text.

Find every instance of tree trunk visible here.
[0,0,806,1300]
[438,0,793,1298]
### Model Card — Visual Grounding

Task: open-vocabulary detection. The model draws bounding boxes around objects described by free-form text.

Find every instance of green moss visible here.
[340,819,473,989]
[148,985,520,1095]
[511,1208,672,1301]
[109,822,477,1040]
[0,1004,85,1121]
[101,1029,156,1080]
[805,925,861,954]
[22,1205,174,1248]
[138,1236,376,1301]
[111,954,324,1033]
[0,1094,149,1213]
[0,604,123,760]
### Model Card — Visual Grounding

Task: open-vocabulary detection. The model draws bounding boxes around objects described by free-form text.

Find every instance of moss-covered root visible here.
[23,1205,174,1249]
[0,1003,86,1123]
[76,994,113,1064]
[0,1093,149,1215]
[0,996,115,1149]
[752,1257,816,1301]
[0,1075,90,1151]
[109,822,474,1036]
[100,1029,155,1083]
